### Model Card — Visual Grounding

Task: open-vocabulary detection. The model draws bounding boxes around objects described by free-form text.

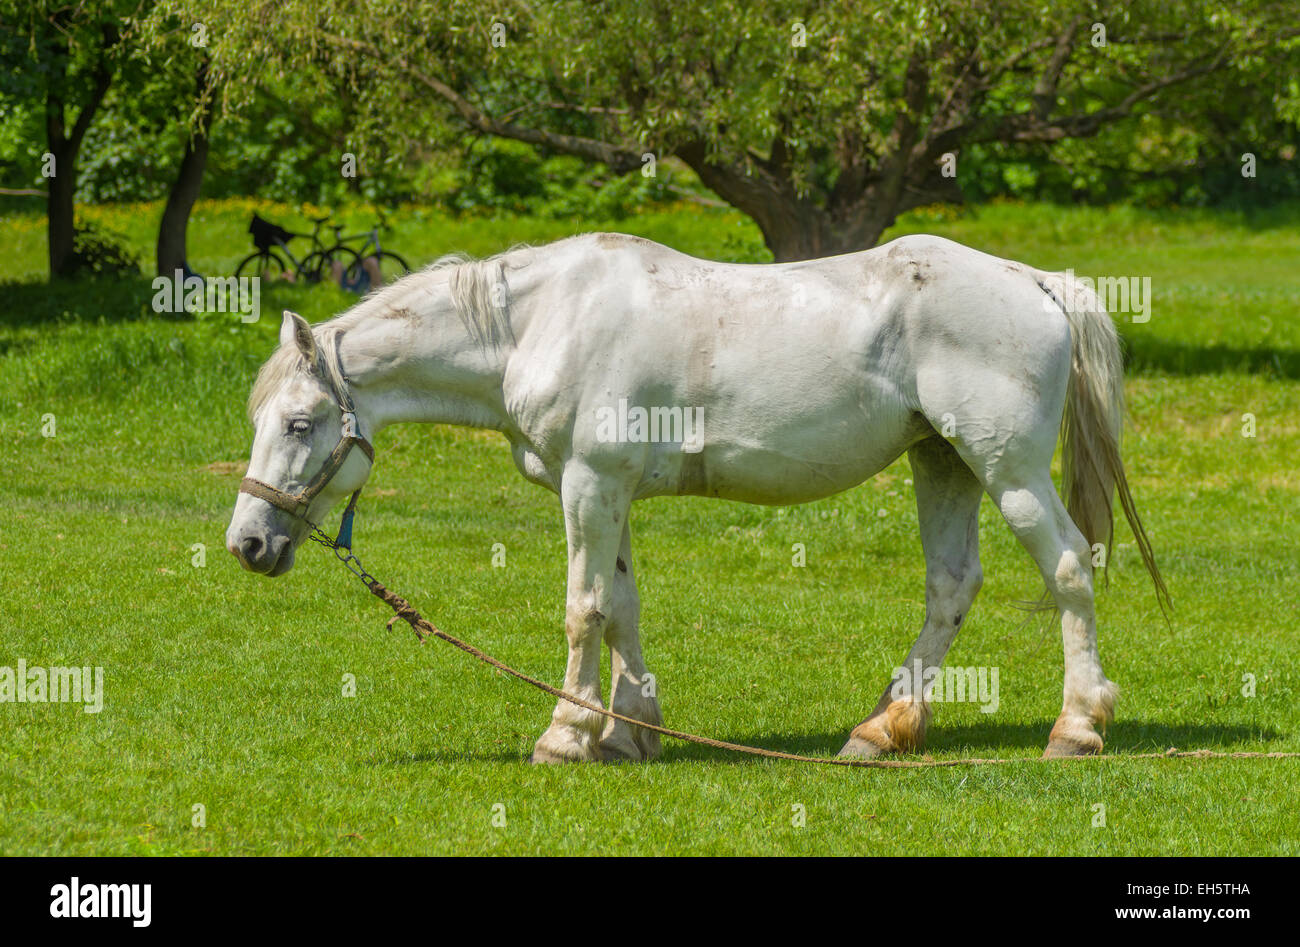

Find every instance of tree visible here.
[154,57,214,276]
[0,1,136,277]
[184,0,1299,260]
[0,2,223,281]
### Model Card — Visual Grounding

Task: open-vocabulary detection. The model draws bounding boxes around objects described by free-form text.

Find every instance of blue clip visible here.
[335,506,355,551]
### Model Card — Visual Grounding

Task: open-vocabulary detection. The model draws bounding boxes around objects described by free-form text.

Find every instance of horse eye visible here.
[288,418,311,435]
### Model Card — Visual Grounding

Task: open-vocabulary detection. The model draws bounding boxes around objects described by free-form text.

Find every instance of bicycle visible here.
[235,214,361,284]
[320,216,411,291]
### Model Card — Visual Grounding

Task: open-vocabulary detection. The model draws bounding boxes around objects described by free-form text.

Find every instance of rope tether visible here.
[363,576,1300,769]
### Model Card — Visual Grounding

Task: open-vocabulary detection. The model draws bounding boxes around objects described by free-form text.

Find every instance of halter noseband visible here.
[238,342,374,550]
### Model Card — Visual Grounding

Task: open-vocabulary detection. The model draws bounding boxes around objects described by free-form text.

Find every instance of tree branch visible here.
[978,50,1230,144]
[320,32,645,174]
[66,56,113,153]
[675,139,800,236]
[1031,14,1085,120]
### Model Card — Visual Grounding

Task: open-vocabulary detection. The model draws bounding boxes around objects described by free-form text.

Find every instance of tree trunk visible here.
[43,31,77,280]
[759,204,897,262]
[45,142,78,278]
[675,143,901,262]
[42,17,113,281]
[156,64,215,277]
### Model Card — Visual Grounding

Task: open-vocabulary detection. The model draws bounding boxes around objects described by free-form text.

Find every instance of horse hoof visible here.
[596,736,645,763]
[600,713,663,763]
[1042,736,1103,759]
[838,699,929,758]
[530,730,597,764]
[837,735,891,759]
[529,746,589,764]
[1043,715,1106,758]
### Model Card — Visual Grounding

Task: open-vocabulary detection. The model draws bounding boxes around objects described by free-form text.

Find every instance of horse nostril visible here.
[240,535,265,562]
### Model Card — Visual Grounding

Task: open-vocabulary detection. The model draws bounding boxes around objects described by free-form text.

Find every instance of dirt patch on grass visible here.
[205,461,244,475]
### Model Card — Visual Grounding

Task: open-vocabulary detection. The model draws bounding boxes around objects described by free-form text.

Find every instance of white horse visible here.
[226,232,1167,763]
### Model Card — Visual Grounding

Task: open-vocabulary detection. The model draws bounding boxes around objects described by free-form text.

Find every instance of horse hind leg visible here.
[928,379,1115,756]
[840,436,984,758]
[990,473,1116,757]
[956,391,1115,757]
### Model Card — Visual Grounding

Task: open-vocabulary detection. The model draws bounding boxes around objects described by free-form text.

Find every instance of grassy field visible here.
[1,198,1297,855]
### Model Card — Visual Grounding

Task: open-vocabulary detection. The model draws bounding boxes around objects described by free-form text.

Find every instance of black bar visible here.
[0,856,1281,934]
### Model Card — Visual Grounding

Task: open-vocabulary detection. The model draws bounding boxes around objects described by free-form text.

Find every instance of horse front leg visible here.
[597,521,662,762]
[840,438,984,757]
[530,462,630,764]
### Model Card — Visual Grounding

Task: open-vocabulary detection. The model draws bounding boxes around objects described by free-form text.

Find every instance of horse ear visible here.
[280,310,316,361]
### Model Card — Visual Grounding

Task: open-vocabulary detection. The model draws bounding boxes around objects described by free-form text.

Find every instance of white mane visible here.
[247,245,532,420]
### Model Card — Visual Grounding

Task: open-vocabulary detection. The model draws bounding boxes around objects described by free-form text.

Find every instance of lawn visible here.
[0,198,1297,854]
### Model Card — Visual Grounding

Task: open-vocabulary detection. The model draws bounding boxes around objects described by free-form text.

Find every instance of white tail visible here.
[1037,271,1171,615]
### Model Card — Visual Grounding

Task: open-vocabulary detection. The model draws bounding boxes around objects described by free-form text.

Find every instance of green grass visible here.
[1,198,1297,855]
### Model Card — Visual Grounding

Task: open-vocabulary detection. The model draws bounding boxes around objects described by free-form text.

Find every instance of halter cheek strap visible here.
[238,341,375,549]
[238,426,373,522]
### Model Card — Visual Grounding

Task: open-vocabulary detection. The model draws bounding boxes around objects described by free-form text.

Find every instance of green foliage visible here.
[173,0,1300,218]
[960,87,1300,208]
[68,218,142,276]
[5,0,1296,229]
[429,138,672,219]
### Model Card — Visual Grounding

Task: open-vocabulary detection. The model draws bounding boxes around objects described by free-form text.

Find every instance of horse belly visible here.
[636,402,921,504]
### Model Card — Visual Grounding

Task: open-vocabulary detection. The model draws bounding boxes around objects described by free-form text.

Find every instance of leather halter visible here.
[238,342,374,549]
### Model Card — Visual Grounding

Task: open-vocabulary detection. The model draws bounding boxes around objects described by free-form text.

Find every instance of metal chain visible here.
[308,526,377,587]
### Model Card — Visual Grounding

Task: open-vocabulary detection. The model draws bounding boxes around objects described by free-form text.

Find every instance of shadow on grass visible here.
[658,720,1282,763]
[370,719,1282,767]
[1125,336,1299,379]
[0,274,329,329]
[0,275,168,328]
[378,747,529,766]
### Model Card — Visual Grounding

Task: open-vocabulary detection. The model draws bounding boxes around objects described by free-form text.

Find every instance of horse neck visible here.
[335,298,514,437]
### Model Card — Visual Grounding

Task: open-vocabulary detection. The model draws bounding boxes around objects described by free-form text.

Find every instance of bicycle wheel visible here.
[373,250,410,283]
[235,250,286,281]
[299,246,361,286]
[344,250,410,293]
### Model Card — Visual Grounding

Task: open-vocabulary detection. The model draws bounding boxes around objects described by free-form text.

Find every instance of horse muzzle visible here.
[228,528,296,576]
